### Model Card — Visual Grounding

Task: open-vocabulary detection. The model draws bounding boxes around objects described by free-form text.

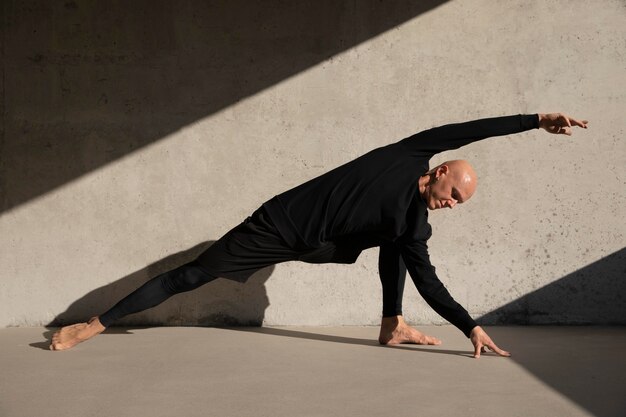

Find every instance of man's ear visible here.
[436,164,449,178]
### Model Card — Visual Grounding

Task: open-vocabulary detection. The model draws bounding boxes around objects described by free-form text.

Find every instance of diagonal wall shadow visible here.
[477,247,626,325]
[477,247,626,417]
[484,326,626,417]
[49,241,274,328]
[1,0,448,214]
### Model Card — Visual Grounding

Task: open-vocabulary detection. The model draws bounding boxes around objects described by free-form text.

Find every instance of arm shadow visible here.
[227,327,473,357]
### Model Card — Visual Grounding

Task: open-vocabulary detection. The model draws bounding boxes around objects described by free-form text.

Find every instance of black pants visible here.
[99,207,406,327]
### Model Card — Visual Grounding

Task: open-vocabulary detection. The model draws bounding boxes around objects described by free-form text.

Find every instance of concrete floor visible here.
[1,326,624,417]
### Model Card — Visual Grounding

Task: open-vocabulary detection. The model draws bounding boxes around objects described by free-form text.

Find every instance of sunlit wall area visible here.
[1,1,624,327]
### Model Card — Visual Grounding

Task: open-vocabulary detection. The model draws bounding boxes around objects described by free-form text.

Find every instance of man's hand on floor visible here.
[469,326,511,359]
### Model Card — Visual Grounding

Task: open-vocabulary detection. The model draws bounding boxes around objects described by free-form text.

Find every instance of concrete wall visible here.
[1,0,624,328]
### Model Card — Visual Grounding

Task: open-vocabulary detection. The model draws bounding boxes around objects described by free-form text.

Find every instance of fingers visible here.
[473,342,482,359]
[550,125,571,136]
[543,113,589,134]
[563,115,593,132]
[555,115,572,135]
[472,339,511,358]
[569,117,588,128]
[486,342,511,357]
[551,125,572,136]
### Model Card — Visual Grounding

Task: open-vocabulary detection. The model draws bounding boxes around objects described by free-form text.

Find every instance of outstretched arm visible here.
[400,114,540,154]
[400,112,588,155]
[400,241,510,358]
[400,240,478,337]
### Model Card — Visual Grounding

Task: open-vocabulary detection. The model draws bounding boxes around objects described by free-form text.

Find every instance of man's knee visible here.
[160,261,217,294]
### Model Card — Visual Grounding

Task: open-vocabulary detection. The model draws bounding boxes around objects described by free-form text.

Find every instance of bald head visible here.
[444,160,478,200]
[419,160,478,210]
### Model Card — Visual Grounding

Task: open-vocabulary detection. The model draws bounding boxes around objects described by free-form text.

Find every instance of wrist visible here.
[537,113,546,128]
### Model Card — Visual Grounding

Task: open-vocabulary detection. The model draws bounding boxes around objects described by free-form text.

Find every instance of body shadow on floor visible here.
[44,241,274,342]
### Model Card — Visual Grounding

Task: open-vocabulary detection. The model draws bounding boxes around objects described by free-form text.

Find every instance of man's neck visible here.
[417,174,429,201]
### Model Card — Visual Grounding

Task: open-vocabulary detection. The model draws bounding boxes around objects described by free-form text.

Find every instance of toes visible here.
[423,336,433,344]
[52,342,68,351]
[380,326,442,346]
[415,334,441,345]
[429,337,442,346]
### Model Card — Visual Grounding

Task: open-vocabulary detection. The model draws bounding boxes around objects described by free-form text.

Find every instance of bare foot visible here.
[50,317,106,351]
[378,315,442,345]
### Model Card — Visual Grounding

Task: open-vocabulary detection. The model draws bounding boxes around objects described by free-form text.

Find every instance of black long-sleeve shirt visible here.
[263,114,540,336]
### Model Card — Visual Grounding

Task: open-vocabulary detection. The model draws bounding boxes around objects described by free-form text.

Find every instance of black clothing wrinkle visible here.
[263,114,539,337]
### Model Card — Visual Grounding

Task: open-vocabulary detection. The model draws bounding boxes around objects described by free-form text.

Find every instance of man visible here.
[50,112,588,358]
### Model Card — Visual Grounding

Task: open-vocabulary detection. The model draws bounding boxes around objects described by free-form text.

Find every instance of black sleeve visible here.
[378,243,408,317]
[400,114,539,154]
[399,240,477,338]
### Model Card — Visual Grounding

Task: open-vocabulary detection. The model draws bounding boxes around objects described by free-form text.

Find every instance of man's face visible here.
[424,165,476,210]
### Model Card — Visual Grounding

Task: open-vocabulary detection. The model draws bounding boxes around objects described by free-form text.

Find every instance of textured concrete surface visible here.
[1,325,625,417]
[1,1,625,327]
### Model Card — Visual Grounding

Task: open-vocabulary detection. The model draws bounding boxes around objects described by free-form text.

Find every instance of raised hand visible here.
[538,113,588,135]
[469,326,511,359]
